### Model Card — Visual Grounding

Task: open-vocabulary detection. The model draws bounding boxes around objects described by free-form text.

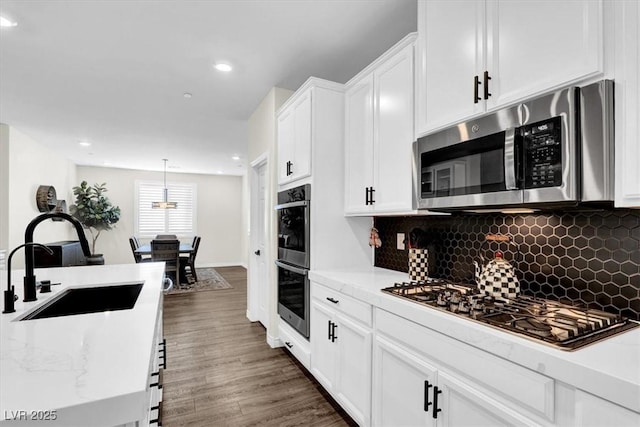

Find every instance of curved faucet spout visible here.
[23,212,92,302]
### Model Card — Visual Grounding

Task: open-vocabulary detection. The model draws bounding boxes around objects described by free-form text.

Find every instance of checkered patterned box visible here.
[408,248,429,281]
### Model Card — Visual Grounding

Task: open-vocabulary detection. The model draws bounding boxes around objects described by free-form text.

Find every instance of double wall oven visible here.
[275,184,311,339]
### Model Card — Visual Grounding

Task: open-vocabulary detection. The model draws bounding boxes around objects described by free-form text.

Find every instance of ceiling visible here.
[0,0,417,176]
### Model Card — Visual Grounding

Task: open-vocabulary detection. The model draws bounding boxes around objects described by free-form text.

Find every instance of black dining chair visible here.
[155,234,178,240]
[181,236,201,283]
[129,236,151,263]
[151,239,181,285]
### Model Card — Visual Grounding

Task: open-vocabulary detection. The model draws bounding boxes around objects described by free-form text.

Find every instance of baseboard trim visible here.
[197,262,246,269]
[267,332,282,348]
[246,309,259,322]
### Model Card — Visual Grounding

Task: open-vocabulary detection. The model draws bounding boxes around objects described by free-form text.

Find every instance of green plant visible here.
[69,181,121,254]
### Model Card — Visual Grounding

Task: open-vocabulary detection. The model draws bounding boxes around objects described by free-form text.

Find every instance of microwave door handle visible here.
[504,128,518,190]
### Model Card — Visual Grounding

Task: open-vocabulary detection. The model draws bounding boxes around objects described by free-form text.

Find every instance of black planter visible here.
[86,254,105,265]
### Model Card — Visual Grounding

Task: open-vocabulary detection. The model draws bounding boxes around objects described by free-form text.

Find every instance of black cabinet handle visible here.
[474,75,481,103]
[432,386,442,419]
[285,341,293,349]
[331,323,338,342]
[424,380,433,412]
[150,401,163,426]
[369,187,375,204]
[159,338,167,369]
[328,320,333,340]
[286,161,293,176]
[483,71,492,100]
[365,187,370,205]
[326,297,339,304]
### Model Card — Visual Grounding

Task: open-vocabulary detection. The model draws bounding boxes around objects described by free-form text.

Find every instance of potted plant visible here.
[69,181,121,265]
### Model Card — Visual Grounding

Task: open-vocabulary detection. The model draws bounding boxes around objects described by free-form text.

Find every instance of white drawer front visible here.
[279,320,311,370]
[312,282,372,326]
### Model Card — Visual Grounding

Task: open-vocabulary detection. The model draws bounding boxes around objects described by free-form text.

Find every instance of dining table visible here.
[135,242,194,285]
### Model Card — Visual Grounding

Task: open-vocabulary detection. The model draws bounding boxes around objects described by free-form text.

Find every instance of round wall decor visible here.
[36,185,58,212]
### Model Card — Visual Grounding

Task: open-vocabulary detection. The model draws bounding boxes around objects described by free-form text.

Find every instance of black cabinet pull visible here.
[432,386,442,419]
[159,338,167,369]
[365,187,370,205]
[286,161,293,176]
[424,380,433,412]
[150,401,163,426]
[331,323,338,342]
[326,297,339,304]
[328,320,333,340]
[474,75,481,103]
[369,187,375,204]
[483,71,492,100]
[285,341,293,349]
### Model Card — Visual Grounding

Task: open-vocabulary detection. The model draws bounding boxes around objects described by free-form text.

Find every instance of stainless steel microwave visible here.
[414,80,614,211]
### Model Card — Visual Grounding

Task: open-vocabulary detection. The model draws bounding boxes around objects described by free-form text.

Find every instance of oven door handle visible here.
[504,127,518,190]
[274,260,309,276]
[274,200,309,210]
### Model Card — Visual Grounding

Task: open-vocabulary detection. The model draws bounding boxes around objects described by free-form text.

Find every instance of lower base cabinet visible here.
[310,282,372,426]
[372,335,536,427]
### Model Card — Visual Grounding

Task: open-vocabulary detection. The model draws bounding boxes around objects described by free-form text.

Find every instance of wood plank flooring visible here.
[162,266,357,426]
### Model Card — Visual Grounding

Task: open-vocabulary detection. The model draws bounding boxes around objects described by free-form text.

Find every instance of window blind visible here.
[136,181,197,237]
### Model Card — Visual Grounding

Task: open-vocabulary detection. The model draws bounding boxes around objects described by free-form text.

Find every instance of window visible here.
[135,180,197,237]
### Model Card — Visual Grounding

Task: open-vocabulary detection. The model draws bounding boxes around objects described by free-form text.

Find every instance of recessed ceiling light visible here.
[0,16,18,27]
[78,141,91,147]
[231,155,240,161]
[183,92,192,99]
[214,63,232,72]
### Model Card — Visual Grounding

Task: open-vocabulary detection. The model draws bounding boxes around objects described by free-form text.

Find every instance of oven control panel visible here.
[521,116,562,189]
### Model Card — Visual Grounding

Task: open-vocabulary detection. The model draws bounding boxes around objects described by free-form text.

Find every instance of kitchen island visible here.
[0,263,165,426]
[308,267,640,426]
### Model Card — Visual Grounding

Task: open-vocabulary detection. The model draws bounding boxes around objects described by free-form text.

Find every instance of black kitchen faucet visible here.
[22,212,92,302]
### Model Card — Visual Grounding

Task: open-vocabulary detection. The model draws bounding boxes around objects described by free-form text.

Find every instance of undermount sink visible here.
[19,282,144,321]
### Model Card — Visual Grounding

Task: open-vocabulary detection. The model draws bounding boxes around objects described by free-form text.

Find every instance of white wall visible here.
[246,87,293,339]
[76,166,244,267]
[1,124,77,269]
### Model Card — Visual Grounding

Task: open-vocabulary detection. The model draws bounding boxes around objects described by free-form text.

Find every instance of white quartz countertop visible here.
[309,267,640,413]
[0,263,165,426]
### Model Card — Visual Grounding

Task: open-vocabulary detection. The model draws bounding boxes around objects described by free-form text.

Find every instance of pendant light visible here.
[152,159,177,209]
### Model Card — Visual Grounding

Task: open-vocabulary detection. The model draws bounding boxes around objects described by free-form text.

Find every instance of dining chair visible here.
[151,239,181,285]
[155,234,178,240]
[129,236,151,263]
[181,236,201,283]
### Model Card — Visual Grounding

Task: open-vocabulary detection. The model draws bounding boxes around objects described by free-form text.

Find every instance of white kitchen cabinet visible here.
[277,90,312,185]
[374,308,554,426]
[372,335,537,427]
[344,33,416,215]
[310,282,372,426]
[614,0,640,208]
[279,318,311,370]
[416,0,604,136]
[574,389,640,427]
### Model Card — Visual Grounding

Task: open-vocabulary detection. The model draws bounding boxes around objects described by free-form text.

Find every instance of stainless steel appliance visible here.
[382,280,638,351]
[414,80,614,211]
[275,184,311,338]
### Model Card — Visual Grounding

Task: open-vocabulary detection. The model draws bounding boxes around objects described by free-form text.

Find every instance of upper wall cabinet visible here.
[614,0,640,208]
[345,34,417,215]
[415,0,604,137]
[277,90,312,185]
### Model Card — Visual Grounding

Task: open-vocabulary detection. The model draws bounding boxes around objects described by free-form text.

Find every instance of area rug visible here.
[166,267,232,295]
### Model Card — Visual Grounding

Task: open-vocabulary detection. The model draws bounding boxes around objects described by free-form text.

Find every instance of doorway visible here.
[249,154,269,328]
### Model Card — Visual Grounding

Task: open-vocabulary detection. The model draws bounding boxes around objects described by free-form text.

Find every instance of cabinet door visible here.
[372,336,436,427]
[574,389,640,427]
[614,0,640,207]
[436,371,538,427]
[334,313,372,427]
[310,301,337,392]
[344,73,375,215]
[486,0,603,109]
[373,43,415,213]
[277,109,295,184]
[416,0,484,136]
[291,91,312,182]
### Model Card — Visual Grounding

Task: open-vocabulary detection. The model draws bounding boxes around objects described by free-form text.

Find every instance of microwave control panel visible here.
[521,116,562,189]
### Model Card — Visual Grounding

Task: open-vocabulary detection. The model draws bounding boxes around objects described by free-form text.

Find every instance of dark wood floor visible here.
[162,266,357,426]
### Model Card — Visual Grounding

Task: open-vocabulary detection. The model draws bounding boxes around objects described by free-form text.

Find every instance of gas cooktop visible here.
[382,280,639,351]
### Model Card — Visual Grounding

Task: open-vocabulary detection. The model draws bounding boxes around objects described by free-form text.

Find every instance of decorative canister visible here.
[408,248,429,281]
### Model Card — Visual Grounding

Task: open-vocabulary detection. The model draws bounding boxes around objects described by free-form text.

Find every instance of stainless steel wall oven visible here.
[275,184,310,338]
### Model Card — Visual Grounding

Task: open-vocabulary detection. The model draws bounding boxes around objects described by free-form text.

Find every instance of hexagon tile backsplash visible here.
[374,210,640,320]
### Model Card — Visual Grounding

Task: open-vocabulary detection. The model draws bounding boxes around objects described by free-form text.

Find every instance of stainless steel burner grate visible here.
[382,281,638,351]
